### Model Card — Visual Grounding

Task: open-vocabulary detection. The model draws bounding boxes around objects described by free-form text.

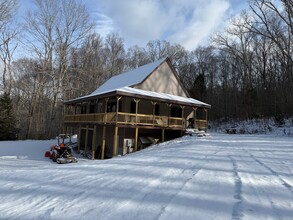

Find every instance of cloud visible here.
[167,0,230,50]
[90,0,231,50]
[93,12,115,36]
[97,0,169,46]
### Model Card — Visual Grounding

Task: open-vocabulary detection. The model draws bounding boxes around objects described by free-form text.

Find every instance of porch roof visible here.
[65,86,211,109]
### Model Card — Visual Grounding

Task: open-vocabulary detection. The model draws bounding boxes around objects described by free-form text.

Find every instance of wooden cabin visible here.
[64,57,211,159]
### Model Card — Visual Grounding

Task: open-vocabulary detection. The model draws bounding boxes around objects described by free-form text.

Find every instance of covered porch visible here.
[63,88,210,160]
[64,95,209,130]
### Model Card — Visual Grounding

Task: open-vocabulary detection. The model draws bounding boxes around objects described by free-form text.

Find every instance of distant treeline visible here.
[0,0,292,139]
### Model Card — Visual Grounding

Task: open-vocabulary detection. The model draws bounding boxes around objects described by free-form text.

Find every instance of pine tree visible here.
[192,73,206,101]
[0,93,18,140]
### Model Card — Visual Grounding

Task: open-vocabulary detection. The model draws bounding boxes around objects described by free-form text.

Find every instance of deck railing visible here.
[195,119,208,130]
[64,112,205,130]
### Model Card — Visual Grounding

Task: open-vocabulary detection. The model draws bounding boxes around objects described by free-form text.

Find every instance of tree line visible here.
[0,0,292,139]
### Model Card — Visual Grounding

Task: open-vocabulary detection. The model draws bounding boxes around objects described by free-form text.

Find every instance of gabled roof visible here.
[64,57,211,108]
[91,57,167,95]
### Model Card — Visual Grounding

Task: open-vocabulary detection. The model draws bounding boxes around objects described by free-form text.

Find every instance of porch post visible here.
[204,109,208,131]
[167,104,172,127]
[181,106,185,128]
[134,99,140,151]
[91,125,97,160]
[162,128,165,142]
[134,99,140,124]
[193,107,197,129]
[104,98,109,123]
[86,102,90,114]
[77,125,81,152]
[101,126,106,160]
[151,101,156,126]
[113,126,118,157]
[134,127,138,152]
[84,125,89,154]
[181,106,185,136]
[116,96,122,123]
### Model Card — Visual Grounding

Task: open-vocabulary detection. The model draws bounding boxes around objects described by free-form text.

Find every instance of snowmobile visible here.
[45,134,78,164]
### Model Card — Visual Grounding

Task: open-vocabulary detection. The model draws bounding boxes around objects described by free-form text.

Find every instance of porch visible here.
[64,94,209,160]
[64,112,208,130]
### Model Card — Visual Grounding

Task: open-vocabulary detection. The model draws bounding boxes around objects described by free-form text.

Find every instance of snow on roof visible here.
[65,85,210,108]
[117,87,211,108]
[90,57,167,95]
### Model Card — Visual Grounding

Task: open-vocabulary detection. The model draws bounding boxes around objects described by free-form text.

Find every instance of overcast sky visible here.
[20,0,248,51]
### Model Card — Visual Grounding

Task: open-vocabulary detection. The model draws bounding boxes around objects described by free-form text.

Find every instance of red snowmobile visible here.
[45,134,78,164]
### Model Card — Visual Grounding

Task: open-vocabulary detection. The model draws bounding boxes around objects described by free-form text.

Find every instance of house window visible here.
[171,106,182,118]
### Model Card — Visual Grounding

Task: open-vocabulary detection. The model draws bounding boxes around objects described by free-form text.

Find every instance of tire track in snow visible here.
[156,149,224,220]
[92,163,174,220]
[242,151,287,220]
[98,158,204,220]
[229,155,243,220]
[248,152,293,195]
[156,168,201,219]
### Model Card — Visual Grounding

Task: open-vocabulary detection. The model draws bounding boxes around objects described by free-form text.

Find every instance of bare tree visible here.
[23,0,94,138]
[0,0,18,95]
[68,33,105,98]
[243,0,293,115]
[146,40,172,62]
[0,0,17,31]
[0,27,17,94]
[126,45,149,69]
[12,58,43,139]
[104,33,126,78]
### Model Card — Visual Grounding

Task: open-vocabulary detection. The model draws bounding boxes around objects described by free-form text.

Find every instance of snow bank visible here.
[0,139,56,161]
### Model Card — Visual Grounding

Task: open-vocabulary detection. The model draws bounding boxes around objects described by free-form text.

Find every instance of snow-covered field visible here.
[0,133,293,220]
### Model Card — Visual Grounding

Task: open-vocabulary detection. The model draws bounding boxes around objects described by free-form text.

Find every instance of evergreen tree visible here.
[0,93,18,140]
[192,73,206,101]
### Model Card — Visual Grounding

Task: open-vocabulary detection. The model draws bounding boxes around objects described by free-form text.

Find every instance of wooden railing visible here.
[64,112,204,129]
[195,119,208,130]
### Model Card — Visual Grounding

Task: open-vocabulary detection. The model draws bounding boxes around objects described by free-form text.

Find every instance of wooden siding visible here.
[134,62,188,97]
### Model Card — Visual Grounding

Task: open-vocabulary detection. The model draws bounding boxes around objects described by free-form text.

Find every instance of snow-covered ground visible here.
[210,117,293,136]
[0,133,293,220]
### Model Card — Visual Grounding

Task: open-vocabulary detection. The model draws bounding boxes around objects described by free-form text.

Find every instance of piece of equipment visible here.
[45,134,78,164]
